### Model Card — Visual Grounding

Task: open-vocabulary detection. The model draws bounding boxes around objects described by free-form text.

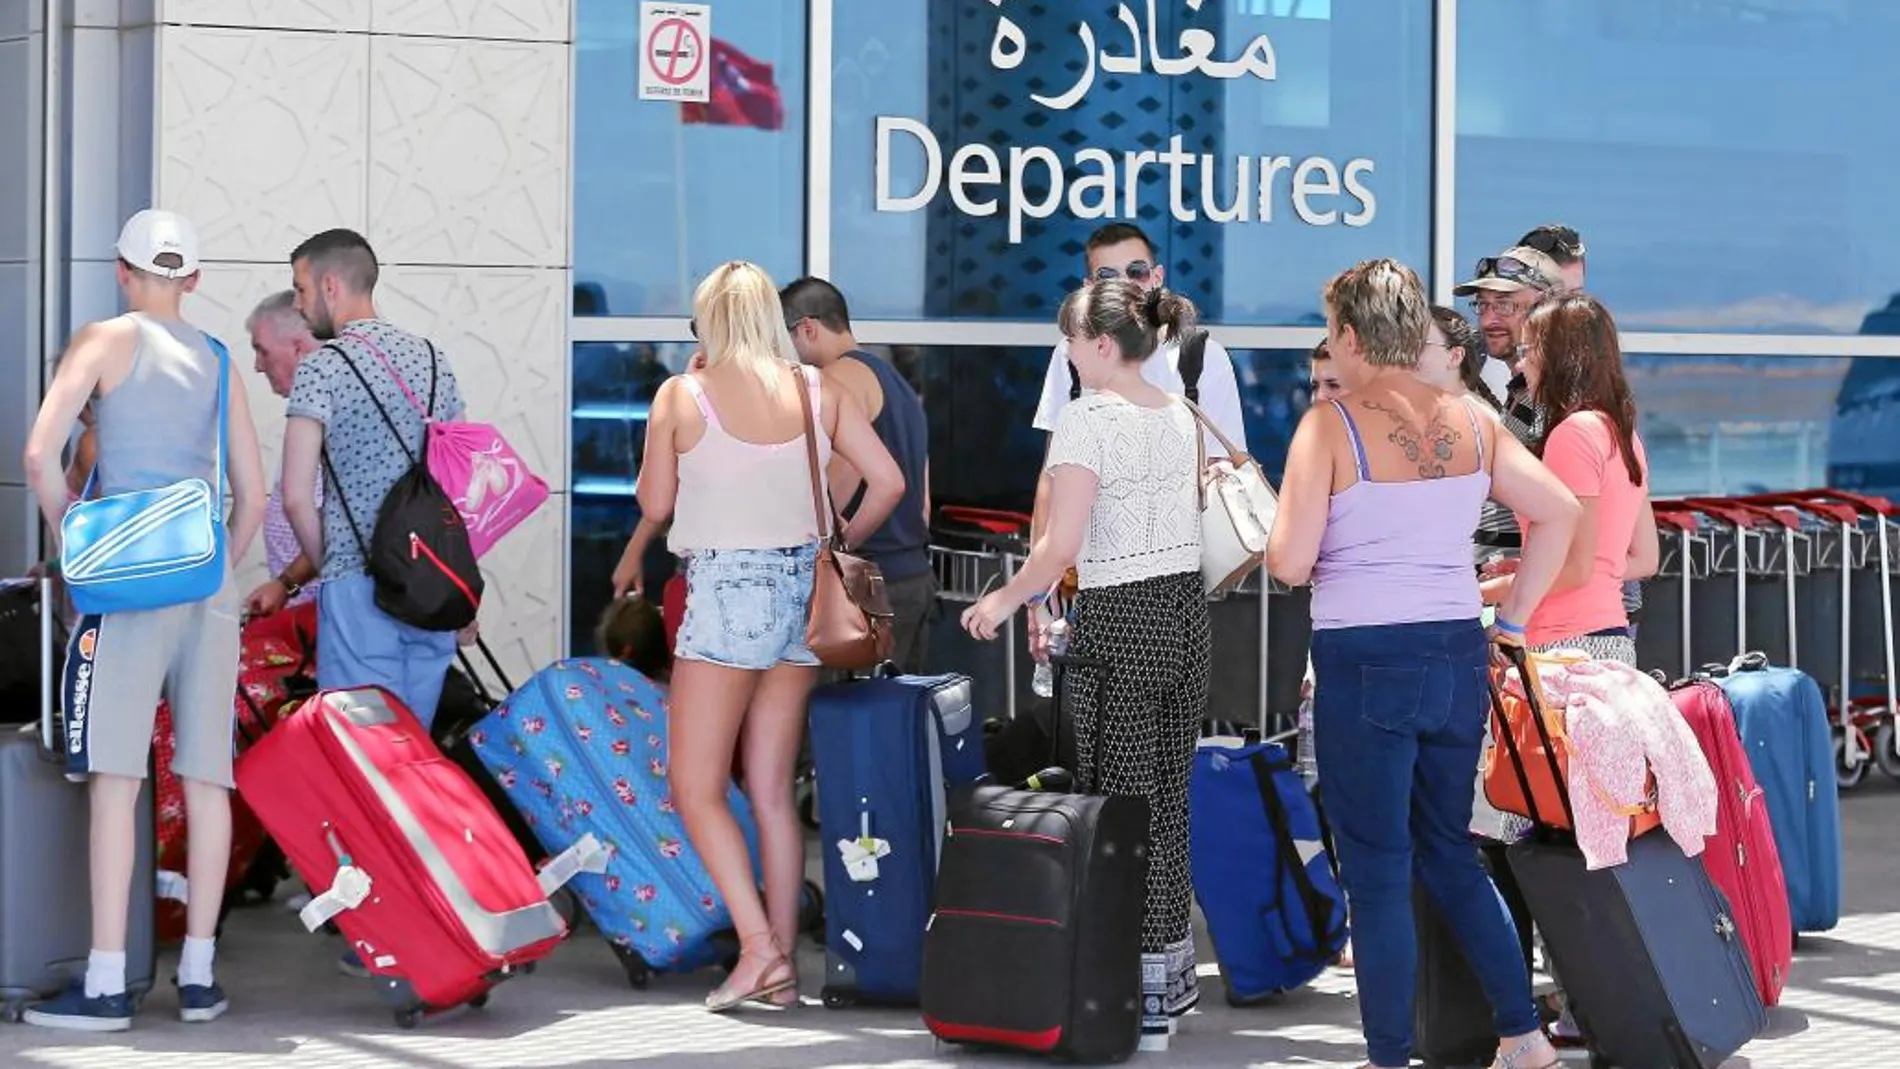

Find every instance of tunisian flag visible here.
[681,39,784,131]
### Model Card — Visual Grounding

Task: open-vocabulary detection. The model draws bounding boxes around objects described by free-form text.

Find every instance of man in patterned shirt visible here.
[279,231,472,978]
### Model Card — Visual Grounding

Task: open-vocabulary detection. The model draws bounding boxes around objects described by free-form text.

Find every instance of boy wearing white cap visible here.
[20,209,268,1030]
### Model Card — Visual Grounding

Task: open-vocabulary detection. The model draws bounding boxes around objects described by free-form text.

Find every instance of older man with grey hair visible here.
[242,289,324,618]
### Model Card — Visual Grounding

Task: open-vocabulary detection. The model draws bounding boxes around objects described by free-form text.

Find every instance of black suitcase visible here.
[1414,843,1537,1069]
[430,640,543,864]
[920,653,1150,1064]
[1495,648,1767,1067]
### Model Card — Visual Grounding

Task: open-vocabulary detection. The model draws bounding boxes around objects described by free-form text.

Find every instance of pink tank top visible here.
[666,364,832,554]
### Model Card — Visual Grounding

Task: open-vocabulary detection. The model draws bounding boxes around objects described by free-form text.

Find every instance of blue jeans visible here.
[1311,618,1540,1067]
[317,573,457,731]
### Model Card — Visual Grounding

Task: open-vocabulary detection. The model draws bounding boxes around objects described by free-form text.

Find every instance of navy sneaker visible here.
[338,949,370,979]
[173,978,228,1023]
[21,983,132,1032]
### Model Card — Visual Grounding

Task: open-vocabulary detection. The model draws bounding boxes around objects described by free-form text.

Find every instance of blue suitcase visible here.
[808,673,985,1007]
[1188,735,1348,1005]
[1713,656,1842,934]
[467,658,760,988]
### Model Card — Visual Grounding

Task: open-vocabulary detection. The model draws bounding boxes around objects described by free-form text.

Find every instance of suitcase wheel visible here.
[821,987,856,1010]
[467,991,490,1011]
[613,945,652,990]
[394,1007,424,1029]
[0,1001,20,1024]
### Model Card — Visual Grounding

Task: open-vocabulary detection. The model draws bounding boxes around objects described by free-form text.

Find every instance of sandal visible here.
[705,946,797,1013]
[1490,1040,1560,1069]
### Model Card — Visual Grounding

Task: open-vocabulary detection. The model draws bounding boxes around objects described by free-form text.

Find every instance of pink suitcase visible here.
[236,686,588,1026]
[1669,678,1793,1007]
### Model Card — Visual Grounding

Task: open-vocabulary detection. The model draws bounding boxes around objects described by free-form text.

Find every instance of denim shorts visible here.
[675,544,821,670]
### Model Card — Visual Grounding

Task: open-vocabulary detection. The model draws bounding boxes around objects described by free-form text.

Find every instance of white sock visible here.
[84,950,126,999]
[178,936,216,988]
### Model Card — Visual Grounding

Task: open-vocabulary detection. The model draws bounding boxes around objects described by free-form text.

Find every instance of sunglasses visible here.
[1092,260,1155,283]
[689,317,698,339]
[1472,255,1555,292]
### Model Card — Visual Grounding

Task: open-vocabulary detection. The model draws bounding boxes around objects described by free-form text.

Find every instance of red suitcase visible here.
[235,686,572,1025]
[1669,677,1793,1007]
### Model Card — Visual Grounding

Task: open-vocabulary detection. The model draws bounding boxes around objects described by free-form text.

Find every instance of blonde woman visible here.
[634,262,903,1012]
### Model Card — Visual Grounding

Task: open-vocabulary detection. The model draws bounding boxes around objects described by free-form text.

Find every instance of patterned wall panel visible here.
[367,36,568,267]
[159,0,371,32]
[372,0,568,42]
[155,26,369,262]
[376,264,568,486]
[471,489,566,683]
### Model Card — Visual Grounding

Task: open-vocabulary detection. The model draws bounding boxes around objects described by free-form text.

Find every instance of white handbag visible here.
[1184,399,1277,594]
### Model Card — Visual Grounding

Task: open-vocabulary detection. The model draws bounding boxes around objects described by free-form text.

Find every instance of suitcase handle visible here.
[455,635,518,707]
[39,575,56,754]
[1048,652,1110,796]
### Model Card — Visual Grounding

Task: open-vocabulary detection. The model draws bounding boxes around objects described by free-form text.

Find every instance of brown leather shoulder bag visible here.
[794,368,896,669]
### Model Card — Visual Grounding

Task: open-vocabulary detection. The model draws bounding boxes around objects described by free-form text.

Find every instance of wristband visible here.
[1494,617,1525,637]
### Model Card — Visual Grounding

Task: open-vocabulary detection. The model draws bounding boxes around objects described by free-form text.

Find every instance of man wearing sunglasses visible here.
[1517,224,1586,292]
[1030,223,1248,452]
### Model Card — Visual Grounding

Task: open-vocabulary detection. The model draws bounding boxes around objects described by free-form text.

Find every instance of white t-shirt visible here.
[1045,393,1202,590]
[1032,337,1248,458]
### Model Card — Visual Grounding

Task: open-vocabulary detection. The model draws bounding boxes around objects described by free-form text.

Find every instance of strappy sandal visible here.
[705,946,797,1014]
[1489,1040,1561,1069]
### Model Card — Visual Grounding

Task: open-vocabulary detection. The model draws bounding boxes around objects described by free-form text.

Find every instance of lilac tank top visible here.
[1310,399,1492,630]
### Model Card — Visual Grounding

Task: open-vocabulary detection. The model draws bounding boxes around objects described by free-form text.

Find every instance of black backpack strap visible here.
[1249,750,1345,960]
[316,341,424,561]
[1179,328,1208,405]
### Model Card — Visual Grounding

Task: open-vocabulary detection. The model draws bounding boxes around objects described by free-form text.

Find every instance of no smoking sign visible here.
[638,2,711,102]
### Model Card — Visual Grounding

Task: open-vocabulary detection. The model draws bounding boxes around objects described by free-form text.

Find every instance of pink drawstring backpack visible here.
[353,334,549,559]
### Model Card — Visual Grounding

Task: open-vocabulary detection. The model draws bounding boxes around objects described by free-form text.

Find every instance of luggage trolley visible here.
[1638,503,1712,681]
[1740,489,1892,786]
[1681,497,1811,672]
[929,507,1033,722]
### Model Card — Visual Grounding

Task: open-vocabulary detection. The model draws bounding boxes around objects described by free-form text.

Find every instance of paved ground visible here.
[5,781,1899,1068]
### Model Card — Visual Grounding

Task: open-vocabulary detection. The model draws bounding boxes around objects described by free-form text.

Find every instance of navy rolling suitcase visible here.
[1187,734,1348,1004]
[1709,654,1841,934]
[1510,834,1767,1068]
[808,672,985,1007]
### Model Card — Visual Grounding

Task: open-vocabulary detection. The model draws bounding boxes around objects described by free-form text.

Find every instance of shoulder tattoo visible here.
[1361,400,1461,479]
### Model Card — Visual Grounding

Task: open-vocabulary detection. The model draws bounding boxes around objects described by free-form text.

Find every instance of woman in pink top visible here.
[1482,294,1660,664]
[637,262,902,1013]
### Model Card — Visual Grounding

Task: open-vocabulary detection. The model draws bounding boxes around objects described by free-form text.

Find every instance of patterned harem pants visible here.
[1066,569,1212,1017]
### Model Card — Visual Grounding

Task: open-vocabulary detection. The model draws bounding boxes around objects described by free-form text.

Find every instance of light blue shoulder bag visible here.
[59,334,230,614]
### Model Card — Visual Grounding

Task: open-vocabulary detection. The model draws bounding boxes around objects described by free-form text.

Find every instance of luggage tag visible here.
[299,864,372,932]
[536,832,610,896]
[837,811,891,883]
[155,869,190,903]
[299,825,374,932]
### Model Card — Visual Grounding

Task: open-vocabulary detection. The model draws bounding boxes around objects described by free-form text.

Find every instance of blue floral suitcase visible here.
[467,658,759,988]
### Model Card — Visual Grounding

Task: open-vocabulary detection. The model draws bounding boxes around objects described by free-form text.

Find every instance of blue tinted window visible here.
[1457,2,1900,335]
[569,340,695,651]
[1627,353,1856,497]
[573,1,806,317]
[830,0,1430,323]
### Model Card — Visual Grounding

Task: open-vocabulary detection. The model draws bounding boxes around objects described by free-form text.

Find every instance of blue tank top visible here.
[845,352,931,581]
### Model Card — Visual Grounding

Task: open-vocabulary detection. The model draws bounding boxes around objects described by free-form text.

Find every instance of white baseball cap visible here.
[116,209,201,278]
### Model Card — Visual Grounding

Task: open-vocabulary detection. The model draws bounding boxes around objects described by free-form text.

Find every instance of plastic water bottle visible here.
[1296,694,1318,785]
[1031,618,1071,698]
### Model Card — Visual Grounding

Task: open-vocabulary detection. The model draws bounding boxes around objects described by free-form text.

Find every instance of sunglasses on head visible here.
[1092,260,1154,283]
[1473,255,1554,292]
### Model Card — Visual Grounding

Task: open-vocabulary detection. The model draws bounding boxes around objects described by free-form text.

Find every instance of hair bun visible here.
[1141,286,1168,328]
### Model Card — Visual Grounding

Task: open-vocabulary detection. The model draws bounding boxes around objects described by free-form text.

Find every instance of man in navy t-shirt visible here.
[782,277,936,674]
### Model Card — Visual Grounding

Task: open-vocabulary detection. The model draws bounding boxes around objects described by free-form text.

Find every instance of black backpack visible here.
[319,342,484,632]
[1067,327,1208,402]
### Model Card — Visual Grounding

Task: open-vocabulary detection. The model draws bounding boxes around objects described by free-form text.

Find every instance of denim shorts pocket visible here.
[712,574,776,641]
[1358,664,1427,734]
